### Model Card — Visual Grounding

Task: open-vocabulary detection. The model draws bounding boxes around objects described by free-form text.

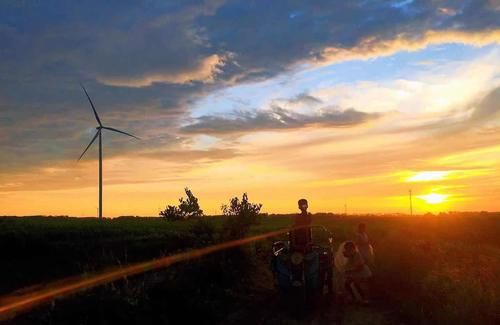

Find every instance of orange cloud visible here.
[318,29,500,65]
[98,54,227,87]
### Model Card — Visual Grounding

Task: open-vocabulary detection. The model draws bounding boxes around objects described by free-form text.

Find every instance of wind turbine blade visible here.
[78,131,100,161]
[102,126,140,140]
[80,83,102,126]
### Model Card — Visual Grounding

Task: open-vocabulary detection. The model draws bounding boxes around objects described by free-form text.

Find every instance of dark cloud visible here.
[2,1,497,94]
[181,106,380,135]
[285,93,323,105]
[0,81,204,171]
[199,0,500,81]
[0,1,225,83]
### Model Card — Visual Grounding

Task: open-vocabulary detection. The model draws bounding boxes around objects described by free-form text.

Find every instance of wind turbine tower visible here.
[78,84,139,219]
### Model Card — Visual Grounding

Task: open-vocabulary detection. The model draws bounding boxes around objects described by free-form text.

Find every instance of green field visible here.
[1,213,499,324]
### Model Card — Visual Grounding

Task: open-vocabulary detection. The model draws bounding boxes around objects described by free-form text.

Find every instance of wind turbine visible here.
[78,84,139,219]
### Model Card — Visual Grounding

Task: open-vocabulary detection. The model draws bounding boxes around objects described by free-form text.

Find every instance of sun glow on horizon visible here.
[418,193,448,205]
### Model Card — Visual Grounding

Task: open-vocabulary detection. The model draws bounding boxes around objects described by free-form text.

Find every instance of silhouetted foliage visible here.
[160,205,183,220]
[160,188,203,220]
[221,193,262,239]
[179,188,203,218]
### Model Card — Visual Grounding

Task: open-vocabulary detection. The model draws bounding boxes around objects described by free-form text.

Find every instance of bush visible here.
[160,188,203,220]
[221,193,262,240]
[159,205,182,220]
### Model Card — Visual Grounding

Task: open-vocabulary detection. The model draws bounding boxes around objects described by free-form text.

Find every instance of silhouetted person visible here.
[290,198,312,252]
[356,223,374,266]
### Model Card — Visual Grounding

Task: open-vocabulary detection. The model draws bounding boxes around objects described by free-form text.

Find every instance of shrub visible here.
[221,193,262,240]
[160,188,203,220]
[159,205,183,220]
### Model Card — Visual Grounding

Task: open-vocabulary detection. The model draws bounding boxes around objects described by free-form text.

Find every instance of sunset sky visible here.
[1,0,499,216]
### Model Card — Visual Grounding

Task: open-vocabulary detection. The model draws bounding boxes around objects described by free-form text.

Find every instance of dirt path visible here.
[224,251,401,324]
[222,286,399,325]
[336,302,398,325]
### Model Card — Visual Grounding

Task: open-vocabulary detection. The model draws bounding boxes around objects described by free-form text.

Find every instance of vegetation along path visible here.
[1,213,498,324]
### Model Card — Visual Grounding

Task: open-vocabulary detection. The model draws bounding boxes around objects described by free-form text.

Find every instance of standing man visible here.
[290,198,312,251]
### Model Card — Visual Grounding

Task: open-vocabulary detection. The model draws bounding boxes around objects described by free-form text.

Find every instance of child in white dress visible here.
[335,241,372,303]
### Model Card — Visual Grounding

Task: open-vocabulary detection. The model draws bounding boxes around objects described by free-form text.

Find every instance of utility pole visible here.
[344,203,347,216]
[409,189,413,216]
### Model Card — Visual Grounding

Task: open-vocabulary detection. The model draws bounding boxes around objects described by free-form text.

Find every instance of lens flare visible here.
[0,226,308,321]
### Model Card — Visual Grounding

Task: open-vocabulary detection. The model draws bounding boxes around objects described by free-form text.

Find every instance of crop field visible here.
[1,213,499,325]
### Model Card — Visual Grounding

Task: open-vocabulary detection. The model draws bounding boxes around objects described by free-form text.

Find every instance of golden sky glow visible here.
[2,51,500,216]
[418,193,448,205]
[406,171,451,182]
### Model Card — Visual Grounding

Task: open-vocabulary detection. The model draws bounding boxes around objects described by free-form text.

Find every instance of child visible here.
[335,241,372,304]
[355,223,374,266]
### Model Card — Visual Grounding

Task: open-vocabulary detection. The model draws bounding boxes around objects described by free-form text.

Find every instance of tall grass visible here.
[308,214,500,325]
[1,213,498,324]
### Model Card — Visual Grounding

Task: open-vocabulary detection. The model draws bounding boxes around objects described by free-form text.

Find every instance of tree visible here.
[178,188,203,218]
[221,193,262,239]
[159,188,203,220]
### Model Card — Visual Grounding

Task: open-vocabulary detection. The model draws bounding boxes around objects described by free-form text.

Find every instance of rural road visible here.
[220,286,398,325]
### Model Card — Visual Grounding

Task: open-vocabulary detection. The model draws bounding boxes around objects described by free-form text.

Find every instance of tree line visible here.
[159,188,263,239]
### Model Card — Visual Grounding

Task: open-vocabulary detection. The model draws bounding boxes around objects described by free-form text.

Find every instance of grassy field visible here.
[1,213,499,324]
[309,213,500,324]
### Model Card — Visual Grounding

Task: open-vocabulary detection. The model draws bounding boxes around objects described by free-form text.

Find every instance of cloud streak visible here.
[181,106,380,135]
